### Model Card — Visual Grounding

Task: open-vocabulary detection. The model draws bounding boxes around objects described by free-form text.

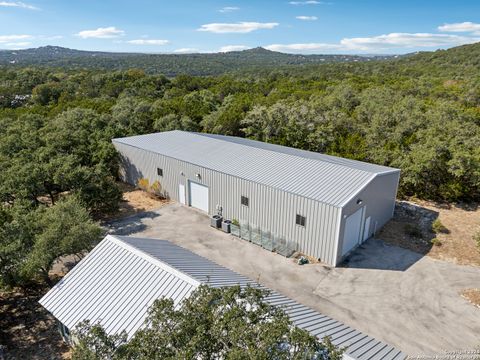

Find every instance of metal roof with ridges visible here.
[39,235,198,339]
[112,131,399,207]
[117,236,406,360]
[40,235,406,360]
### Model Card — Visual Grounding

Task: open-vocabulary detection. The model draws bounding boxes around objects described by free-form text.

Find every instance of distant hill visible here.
[397,42,480,69]
[0,46,396,76]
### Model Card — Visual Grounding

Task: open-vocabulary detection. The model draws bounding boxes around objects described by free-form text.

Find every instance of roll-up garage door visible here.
[189,181,209,213]
[342,207,363,256]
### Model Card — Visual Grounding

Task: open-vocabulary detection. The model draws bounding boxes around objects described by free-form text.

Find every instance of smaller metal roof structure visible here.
[40,235,406,360]
[39,235,198,338]
[112,131,400,207]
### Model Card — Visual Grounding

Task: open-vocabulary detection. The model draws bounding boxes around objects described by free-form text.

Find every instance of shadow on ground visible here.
[104,210,161,235]
[342,238,423,271]
[340,201,442,271]
[0,285,69,359]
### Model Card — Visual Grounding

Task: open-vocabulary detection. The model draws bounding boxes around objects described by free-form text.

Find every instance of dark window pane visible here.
[296,214,306,227]
[241,196,249,206]
[157,168,163,176]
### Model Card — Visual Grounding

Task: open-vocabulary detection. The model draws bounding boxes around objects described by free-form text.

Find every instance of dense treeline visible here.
[0,46,394,76]
[1,43,479,286]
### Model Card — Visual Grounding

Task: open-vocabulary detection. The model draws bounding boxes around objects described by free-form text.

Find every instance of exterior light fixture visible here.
[356,199,363,205]
[195,173,201,179]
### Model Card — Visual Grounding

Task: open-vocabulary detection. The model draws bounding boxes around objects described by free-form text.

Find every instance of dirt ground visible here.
[105,182,172,221]
[379,200,480,267]
[0,285,70,360]
[461,288,480,308]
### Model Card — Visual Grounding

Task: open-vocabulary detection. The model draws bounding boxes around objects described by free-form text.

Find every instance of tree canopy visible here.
[0,196,103,288]
[1,42,479,287]
[72,285,344,360]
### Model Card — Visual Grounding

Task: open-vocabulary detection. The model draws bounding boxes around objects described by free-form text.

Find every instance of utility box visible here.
[221,219,231,233]
[211,215,223,228]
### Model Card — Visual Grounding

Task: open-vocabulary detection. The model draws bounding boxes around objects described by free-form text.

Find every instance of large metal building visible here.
[112,131,400,266]
[40,235,406,360]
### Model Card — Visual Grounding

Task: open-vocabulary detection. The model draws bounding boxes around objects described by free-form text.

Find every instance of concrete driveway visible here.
[107,203,480,356]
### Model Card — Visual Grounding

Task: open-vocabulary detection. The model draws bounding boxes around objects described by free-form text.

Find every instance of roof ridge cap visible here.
[108,235,200,287]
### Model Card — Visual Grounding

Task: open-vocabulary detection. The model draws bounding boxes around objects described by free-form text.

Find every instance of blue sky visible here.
[1,0,480,54]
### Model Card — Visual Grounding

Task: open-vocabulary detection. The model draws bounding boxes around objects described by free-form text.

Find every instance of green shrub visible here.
[474,231,480,251]
[430,238,442,246]
[432,219,448,234]
[404,223,423,239]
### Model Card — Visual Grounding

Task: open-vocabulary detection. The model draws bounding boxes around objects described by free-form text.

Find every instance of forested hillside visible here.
[0,46,395,76]
[1,42,480,287]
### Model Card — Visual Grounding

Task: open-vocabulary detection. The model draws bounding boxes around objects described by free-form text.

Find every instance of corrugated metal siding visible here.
[118,236,406,360]
[112,131,386,207]
[113,142,342,266]
[336,172,401,264]
[39,235,198,339]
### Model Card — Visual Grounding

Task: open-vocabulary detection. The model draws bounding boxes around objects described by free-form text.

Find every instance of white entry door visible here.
[189,181,209,213]
[178,184,186,205]
[363,216,371,242]
[342,207,364,256]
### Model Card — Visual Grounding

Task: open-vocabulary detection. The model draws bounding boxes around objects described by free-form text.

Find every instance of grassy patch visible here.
[432,219,449,234]
[474,231,480,251]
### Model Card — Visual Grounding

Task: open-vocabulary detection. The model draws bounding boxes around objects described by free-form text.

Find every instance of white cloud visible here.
[174,48,199,53]
[438,22,480,35]
[289,1,324,5]
[76,26,125,39]
[296,15,318,21]
[266,42,341,52]
[127,39,169,45]
[5,41,31,47]
[0,34,31,43]
[266,32,479,53]
[39,35,63,40]
[219,6,239,13]
[219,45,249,52]
[0,1,38,10]
[198,22,279,33]
[340,32,478,51]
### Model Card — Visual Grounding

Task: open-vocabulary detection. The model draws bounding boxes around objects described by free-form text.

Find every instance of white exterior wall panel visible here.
[336,171,400,263]
[114,142,341,266]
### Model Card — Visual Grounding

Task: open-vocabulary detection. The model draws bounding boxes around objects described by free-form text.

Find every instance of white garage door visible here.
[342,207,363,256]
[189,181,209,213]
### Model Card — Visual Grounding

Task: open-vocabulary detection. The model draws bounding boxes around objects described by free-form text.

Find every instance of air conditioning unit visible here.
[210,215,223,228]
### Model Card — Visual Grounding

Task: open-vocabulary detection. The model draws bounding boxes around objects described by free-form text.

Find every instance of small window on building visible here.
[241,196,249,207]
[296,214,306,227]
[157,168,163,176]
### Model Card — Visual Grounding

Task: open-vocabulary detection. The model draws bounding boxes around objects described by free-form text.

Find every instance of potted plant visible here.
[230,218,240,237]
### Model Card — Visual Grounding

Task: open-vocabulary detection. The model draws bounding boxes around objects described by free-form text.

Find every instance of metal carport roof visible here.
[40,235,406,360]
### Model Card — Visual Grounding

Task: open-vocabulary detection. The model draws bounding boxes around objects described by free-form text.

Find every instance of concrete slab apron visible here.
[107,203,480,356]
